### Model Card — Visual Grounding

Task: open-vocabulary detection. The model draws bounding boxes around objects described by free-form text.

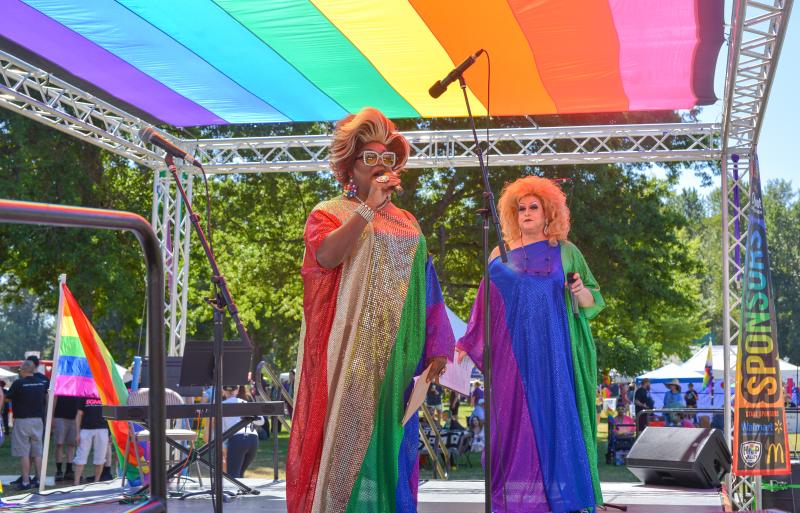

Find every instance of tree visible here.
[762,180,800,363]
[0,284,53,359]
[0,108,715,376]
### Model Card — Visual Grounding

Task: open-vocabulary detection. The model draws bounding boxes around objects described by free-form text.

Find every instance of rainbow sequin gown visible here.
[287,196,454,513]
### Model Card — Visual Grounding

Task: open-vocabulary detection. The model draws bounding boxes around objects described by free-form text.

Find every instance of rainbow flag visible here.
[54,283,139,480]
[703,342,713,391]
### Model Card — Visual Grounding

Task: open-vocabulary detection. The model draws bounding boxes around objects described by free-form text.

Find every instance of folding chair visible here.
[121,388,202,487]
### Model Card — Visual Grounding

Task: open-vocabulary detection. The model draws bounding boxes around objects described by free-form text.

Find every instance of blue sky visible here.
[667,2,798,192]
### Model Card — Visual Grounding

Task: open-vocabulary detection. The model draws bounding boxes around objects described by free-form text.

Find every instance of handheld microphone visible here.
[428,49,485,99]
[376,172,404,195]
[138,126,201,168]
[567,272,579,315]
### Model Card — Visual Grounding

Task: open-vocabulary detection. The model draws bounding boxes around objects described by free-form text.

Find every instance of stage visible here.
[2,479,729,513]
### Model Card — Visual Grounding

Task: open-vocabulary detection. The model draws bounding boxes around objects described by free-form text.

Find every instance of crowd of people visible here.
[0,355,116,490]
[420,382,487,468]
[0,354,288,491]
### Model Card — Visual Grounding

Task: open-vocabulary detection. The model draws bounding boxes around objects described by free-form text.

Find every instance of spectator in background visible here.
[634,379,654,433]
[448,390,462,418]
[426,383,444,425]
[26,355,49,387]
[627,383,635,410]
[470,381,484,406]
[53,395,79,481]
[73,395,108,485]
[1,380,9,436]
[7,360,47,490]
[609,381,620,398]
[222,385,263,478]
[684,383,698,409]
[468,417,485,453]
[442,410,464,431]
[471,398,485,423]
[663,379,686,426]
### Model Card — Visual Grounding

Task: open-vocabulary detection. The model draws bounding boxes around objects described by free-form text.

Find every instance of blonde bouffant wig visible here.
[498,176,570,247]
[329,107,410,185]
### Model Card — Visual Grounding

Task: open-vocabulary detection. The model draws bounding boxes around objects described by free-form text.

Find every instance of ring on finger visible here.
[375,175,389,183]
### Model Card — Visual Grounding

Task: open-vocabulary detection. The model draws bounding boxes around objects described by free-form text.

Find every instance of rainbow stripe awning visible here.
[0,0,724,127]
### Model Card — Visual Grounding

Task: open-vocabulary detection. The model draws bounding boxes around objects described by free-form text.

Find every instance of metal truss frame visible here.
[0,50,161,169]
[151,170,193,356]
[187,123,720,174]
[719,0,794,510]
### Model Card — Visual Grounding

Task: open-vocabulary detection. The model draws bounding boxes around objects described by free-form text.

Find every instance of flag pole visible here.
[40,274,67,493]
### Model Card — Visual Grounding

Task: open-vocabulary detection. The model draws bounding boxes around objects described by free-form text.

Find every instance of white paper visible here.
[439,353,474,396]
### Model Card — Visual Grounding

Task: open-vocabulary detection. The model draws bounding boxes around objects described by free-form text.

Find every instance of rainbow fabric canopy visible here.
[1,0,723,127]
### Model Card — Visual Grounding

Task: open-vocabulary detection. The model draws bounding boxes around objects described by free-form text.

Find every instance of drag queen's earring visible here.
[344,177,358,198]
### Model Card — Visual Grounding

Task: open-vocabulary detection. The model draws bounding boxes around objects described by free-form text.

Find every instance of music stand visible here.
[140,356,203,397]
[179,340,251,388]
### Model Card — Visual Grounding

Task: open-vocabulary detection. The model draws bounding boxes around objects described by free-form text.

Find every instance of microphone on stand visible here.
[428,49,485,98]
[138,126,202,169]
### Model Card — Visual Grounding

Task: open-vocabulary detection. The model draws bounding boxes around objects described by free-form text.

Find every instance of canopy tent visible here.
[446,305,467,341]
[635,362,704,384]
[681,344,800,385]
[1,0,723,127]
[636,363,710,411]
[0,366,18,379]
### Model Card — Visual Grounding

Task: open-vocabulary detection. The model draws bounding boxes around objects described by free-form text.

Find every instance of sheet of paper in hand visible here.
[439,352,474,396]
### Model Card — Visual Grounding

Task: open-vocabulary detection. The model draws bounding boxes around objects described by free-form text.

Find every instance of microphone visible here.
[567,272,579,315]
[138,126,201,168]
[428,49,485,99]
[376,172,404,195]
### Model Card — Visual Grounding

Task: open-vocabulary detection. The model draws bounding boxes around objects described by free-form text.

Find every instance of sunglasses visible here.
[358,150,396,168]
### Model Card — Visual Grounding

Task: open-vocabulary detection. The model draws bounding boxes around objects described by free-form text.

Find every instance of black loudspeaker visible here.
[626,427,732,488]
[762,462,800,512]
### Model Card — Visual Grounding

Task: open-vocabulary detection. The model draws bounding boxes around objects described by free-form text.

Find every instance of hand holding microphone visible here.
[366,172,402,211]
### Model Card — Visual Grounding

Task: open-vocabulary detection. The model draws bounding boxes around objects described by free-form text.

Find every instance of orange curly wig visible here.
[329,107,410,185]
[498,176,570,247]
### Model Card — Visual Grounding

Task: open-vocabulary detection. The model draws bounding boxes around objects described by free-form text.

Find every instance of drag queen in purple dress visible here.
[457,176,605,513]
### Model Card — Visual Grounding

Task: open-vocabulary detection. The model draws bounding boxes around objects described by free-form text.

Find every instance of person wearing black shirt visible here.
[7,360,47,490]
[1,380,9,436]
[53,396,80,481]
[634,379,654,433]
[73,397,108,485]
[684,383,699,408]
[426,383,444,425]
[26,356,50,390]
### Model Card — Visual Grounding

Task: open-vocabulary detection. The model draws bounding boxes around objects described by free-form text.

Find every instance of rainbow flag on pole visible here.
[702,341,713,391]
[53,283,138,480]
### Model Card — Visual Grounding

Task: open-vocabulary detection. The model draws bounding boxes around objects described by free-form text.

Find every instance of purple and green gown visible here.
[287,196,455,513]
[457,240,605,513]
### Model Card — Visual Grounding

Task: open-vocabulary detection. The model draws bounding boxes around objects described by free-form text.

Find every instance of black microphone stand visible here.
[456,75,507,513]
[164,155,254,513]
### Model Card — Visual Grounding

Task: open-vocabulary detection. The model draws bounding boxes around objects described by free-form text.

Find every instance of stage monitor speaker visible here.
[626,427,731,488]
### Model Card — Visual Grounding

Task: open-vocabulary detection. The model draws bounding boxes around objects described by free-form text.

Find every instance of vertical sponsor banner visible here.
[732,154,790,476]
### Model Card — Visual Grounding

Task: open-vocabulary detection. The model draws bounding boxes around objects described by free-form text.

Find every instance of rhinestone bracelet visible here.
[354,203,375,223]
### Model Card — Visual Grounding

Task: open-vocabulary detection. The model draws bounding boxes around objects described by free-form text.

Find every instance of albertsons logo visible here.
[740,441,762,468]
